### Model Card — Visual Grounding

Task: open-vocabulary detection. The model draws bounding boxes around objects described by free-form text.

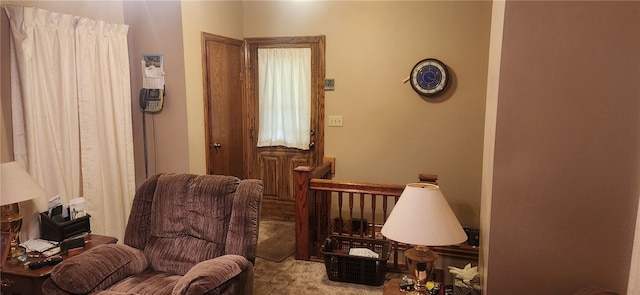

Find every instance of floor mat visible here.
[256,229,295,262]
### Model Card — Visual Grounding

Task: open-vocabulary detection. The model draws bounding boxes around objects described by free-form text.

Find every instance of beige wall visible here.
[242,1,492,227]
[3,0,639,291]
[1,1,490,227]
[121,0,245,185]
[180,1,244,176]
[123,0,191,185]
[1,0,124,22]
[486,1,640,293]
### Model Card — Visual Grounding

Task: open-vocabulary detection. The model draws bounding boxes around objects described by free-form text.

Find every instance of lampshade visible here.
[381,183,467,246]
[1,161,46,205]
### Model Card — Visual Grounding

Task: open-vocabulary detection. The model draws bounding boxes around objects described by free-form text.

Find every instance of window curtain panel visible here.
[257,48,311,150]
[5,5,135,242]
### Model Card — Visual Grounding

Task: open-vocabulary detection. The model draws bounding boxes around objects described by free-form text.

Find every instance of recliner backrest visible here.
[123,173,249,275]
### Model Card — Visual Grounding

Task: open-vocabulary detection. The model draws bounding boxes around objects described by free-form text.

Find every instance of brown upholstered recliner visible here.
[42,173,263,295]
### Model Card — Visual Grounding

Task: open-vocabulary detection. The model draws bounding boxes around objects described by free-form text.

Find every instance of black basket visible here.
[40,212,91,242]
[321,235,390,286]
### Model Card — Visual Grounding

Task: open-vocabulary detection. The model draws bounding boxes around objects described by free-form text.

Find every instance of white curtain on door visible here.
[257,47,311,150]
[5,5,136,242]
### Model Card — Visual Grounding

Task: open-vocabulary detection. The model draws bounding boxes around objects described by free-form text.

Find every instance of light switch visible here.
[328,115,343,127]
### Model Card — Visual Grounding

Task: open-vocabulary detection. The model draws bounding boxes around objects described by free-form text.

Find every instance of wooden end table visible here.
[0,234,117,295]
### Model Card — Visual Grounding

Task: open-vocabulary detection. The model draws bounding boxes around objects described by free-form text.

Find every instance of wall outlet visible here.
[328,115,343,127]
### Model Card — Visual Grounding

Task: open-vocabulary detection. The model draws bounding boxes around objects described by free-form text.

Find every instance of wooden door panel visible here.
[259,155,280,198]
[203,34,244,177]
[258,149,311,220]
[258,149,311,197]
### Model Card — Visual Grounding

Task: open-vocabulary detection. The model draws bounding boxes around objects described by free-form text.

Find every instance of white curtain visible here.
[5,5,136,242]
[257,48,311,150]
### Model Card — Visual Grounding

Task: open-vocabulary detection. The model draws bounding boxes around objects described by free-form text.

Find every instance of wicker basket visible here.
[321,235,391,286]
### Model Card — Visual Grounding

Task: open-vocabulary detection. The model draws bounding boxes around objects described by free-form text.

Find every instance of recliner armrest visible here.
[172,254,251,295]
[49,244,148,294]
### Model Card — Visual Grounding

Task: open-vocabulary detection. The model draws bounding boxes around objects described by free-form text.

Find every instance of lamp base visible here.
[405,245,439,294]
[1,204,25,261]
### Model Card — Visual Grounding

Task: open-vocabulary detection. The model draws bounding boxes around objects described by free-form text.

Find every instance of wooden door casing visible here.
[202,34,325,221]
[202,33,245,178]
[245,36,326,221]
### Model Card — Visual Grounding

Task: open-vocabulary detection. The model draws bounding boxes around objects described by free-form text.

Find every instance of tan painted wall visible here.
[242,1,492,227]
[124,0,245,185]
[486,1,640,293]
[5,0,638,290]
[123,0,191,185]
[180,1,244,176]
[1,0,123,22]
[1,1,490,227]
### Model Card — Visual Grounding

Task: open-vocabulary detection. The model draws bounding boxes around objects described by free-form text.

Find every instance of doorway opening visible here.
[202,34,325,221]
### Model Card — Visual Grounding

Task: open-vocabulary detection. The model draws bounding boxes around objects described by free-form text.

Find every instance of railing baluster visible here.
[327,191,332,241]
[371,194,377,239]
[348,192,354,236]
[338,192,343,235]
[359,193,365,237]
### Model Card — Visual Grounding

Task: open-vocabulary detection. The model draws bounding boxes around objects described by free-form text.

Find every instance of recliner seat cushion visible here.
[105,271,182,294]
[172,254,250,295]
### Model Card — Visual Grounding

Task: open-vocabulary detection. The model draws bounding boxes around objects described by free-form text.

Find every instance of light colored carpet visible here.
[254,255,386,295]
[254,219,395,295]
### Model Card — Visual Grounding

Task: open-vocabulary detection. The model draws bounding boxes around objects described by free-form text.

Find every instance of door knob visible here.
[212,143,222,148]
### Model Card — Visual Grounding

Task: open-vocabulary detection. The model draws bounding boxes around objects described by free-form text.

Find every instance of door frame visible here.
[243,36,326,180]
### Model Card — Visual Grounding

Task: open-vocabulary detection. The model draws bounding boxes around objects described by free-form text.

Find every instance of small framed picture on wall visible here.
[1,232,15,267]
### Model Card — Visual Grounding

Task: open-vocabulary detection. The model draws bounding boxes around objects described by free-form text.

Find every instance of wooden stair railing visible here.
[293,162,333,261]
[294,163,405,261]
[294,164,479,272]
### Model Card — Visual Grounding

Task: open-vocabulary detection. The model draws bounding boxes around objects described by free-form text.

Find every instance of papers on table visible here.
[20,239,57,253]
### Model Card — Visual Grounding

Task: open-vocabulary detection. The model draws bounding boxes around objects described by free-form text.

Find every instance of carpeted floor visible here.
[254,219,395,295]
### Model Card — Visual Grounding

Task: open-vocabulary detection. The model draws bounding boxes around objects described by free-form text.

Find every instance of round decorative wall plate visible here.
[410,58,449,97]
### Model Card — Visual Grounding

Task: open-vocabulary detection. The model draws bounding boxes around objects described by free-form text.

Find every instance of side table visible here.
[0,234,117,295]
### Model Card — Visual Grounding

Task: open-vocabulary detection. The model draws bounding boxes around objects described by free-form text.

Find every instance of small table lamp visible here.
[381,183,467,294]
[1,161,47,259]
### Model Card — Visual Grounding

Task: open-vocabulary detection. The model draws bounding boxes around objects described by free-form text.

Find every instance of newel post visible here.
[294,166,312,260]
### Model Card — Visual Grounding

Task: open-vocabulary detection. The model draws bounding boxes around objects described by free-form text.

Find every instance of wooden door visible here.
[245,36,325,221]
[202,34,244,177]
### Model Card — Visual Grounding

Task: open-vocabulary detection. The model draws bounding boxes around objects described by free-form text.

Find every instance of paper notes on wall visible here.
[142,54,164,89]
